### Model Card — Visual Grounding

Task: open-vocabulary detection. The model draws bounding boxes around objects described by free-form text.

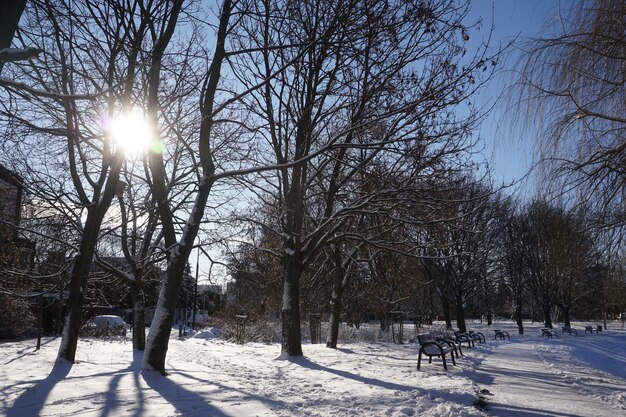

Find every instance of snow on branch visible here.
[0,47,42,62]
[0,76,101,100]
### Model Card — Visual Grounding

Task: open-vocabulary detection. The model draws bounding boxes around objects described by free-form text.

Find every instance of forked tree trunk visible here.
[142,0,227,374]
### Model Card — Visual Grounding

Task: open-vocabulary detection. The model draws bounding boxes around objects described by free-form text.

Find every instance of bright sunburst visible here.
[107,108,152,156]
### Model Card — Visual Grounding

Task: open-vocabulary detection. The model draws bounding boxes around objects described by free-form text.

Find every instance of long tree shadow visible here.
[174,369,289,410]
[142,370,232,417]
[6,359,72,417]
[290,356,478,405]
[99,350,144,417]
[290,356,421,392]
[2,337,58,366]
[487,402,591,417]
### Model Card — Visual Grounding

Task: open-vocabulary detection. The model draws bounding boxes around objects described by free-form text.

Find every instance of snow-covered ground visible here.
[1,320,625,417]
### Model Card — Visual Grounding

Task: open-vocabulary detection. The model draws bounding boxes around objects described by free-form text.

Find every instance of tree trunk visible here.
[441,294,453,330]
[143,177,216,373]
[326,246,350,349]
[427,286,434,325]
[281,251,303,356]
[58,205,112,363]
[542,303,553,328]
[326,269,345,349]
[514,304,524,335]
[143,176,214,373]
[456,295,467,333]
[326,293,342,349]
[143,252,191,372]
[131,278,145,351]
[560,304,571,328]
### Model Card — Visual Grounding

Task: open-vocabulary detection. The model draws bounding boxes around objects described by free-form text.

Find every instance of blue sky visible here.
[468,0,559,187]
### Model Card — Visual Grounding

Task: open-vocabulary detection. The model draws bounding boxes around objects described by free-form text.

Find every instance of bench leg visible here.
[450,352,456,366]
[441,355,448,370]
[417,351,422,370]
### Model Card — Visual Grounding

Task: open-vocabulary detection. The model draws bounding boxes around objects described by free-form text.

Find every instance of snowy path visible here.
[472,335,626,417]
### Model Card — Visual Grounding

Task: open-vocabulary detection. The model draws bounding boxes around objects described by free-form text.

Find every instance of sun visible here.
[108,108,152,156]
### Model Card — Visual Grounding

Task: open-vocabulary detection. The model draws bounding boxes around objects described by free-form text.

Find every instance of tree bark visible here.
[59,202,115,362]
[131,278,145,351]
[559,304,571,328]
[456,294,467,333]
[143,249,192,372]
[326,253,347,349]
[441,294,453,330]
[514,304,524,335]
[542,303,553,328]
[281,250,303,356]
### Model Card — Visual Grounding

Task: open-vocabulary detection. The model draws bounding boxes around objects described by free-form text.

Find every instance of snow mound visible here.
[192,327,220,339]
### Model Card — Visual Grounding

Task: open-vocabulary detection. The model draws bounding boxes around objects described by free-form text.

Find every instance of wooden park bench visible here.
[585,326,596,334]
[541,328,557,338]
[494,329,510,340]
[417,334,456,371]
[561,327,577,336]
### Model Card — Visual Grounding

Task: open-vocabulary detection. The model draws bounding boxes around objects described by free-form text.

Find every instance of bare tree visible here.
[422,179,500,333]
[498,203,529,334]
[231,0,496,356]
[141,0,231,373]
[514,1,626,225]
[522,200,592,328]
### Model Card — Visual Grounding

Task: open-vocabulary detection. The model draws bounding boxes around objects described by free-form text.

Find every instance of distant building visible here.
[0,165,23,240]
[0,165,34,288]
[0,164,22,244]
